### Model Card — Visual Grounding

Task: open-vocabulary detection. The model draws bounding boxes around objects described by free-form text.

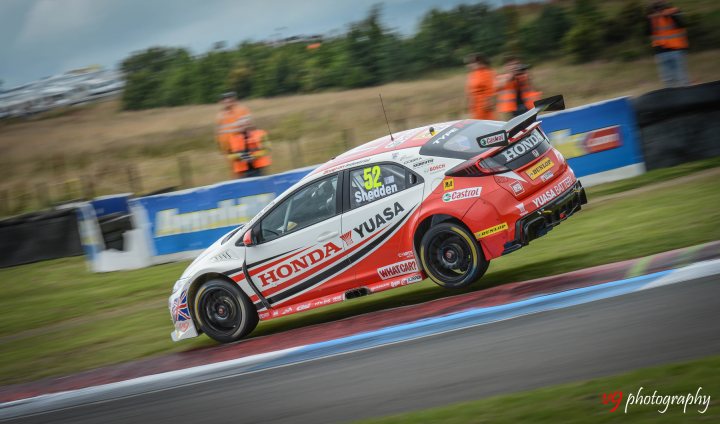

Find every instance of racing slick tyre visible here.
[194,279,258,343]
[419,222,488,289]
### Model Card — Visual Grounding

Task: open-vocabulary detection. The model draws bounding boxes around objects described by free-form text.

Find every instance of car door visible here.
[244,173,349,306]
[341,162,424,286]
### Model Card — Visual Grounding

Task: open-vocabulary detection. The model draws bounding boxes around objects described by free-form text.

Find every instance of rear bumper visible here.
[502,181,587,255]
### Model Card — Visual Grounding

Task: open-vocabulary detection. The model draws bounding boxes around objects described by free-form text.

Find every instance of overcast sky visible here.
[0,0,515,88]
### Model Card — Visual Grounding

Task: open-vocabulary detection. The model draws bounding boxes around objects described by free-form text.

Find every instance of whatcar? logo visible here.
[353,202,405,238]
[442,187,482,202]
[501,131,545,161]
[378,259,419,280]
[257,242,342,287]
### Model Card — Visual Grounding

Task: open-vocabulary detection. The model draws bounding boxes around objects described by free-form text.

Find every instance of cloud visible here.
[16,0,106,45]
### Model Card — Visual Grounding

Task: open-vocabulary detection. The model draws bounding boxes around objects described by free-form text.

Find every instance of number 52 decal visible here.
[363,166,383,190]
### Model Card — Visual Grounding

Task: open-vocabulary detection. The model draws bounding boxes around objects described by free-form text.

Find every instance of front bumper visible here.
[169,289,199,341]
[502,181,587,254]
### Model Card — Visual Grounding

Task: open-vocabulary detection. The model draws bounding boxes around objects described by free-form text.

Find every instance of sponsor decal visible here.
[398,250,414,259]
[428,163,446,173]
[549,125,622,159]
[510,181,524,195]
[377,259,419,280]
[526,157,554,180]
[516,203,528,216]
[540,170,554,182]
[405,274,422,283]
[257,241,343,287]
[177,321,190,332]
[155,193,274,237]
[432,127,460,144]
[402,157,422,165]
[321,157,372,175]
[340,231,354,246]
[443,178,455,191]
[353,202,405,239]
[296,303,311,311]
[442,187,482,202]
[501,129,546,161]
[477,130,508,148]
[530,175,575,208]
[475,222,508,239]
[413,159,434,168]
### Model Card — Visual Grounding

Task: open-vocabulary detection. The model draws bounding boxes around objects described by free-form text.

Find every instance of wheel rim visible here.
[199,286,242,335]
[426,231,473,284]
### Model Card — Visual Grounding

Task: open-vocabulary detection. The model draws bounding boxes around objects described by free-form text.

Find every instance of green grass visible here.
[356,355,720,423]
[1,161,719,385]
[586,156,720,198]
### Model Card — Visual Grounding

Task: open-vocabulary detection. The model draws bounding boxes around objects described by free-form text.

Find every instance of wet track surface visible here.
[4,275,719,424]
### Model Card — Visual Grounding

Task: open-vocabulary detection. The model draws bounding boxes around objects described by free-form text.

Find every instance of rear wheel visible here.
[193,279,258,343]
[419,222,488,289]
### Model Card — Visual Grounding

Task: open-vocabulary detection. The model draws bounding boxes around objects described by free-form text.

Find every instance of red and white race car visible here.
[169,96,587,343]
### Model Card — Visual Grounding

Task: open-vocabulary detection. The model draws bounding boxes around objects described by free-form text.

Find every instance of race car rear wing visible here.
[476,95,565,149]
[447,95,566,177]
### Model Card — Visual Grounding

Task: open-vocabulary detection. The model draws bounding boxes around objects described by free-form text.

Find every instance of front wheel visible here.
[193,279,258,343]
[419,222,488,289]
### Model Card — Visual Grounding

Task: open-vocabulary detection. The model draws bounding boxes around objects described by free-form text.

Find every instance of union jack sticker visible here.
[172,291,191,322]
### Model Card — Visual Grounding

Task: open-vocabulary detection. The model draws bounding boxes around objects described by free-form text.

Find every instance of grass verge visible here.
[0,161,719,384]
[356,355,720,423]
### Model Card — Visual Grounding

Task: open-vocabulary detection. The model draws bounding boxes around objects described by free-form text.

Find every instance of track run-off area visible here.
[1,243,719,423]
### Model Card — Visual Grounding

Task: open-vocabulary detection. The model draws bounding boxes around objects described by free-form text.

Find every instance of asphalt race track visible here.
[3,275,719,424]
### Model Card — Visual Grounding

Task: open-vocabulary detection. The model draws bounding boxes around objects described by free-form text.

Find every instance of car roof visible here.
[310,119,504,177]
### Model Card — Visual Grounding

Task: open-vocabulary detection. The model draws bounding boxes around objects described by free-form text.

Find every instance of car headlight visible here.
[172,278,190,294]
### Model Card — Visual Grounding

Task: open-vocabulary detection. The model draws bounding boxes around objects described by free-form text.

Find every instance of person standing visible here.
[465,53,496,120]
[647,1,689,87]
[216,92,252,177]
[241,126,272,178]
[495,56,541,120]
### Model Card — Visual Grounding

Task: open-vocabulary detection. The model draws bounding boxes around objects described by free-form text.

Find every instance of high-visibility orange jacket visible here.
[216,104,252,153]
[228,133,249,174]
[467,68,496,120]
[649,7,688,50]
[246,129,271,169]
[496,73,541,114]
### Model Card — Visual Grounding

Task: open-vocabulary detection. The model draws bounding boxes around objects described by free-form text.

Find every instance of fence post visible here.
[82,175,95,200]
[290,140,304,169]
[178,155,193,188]
[35,182,50,208]
[126,164,143,195]
[342,128,354,151]
[0,189,8,216]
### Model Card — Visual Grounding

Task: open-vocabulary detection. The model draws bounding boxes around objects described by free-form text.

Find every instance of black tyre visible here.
[193,279,258,343]
[419,222,489,289]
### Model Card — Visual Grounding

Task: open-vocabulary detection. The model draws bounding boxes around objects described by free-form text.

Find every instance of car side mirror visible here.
[243,229,255,247]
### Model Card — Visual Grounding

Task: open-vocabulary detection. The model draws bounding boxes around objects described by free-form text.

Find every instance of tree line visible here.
[121,0,719,110]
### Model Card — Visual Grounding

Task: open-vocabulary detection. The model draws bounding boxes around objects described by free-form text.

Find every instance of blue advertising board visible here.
[129,167,315,256]
[540,97,643,177]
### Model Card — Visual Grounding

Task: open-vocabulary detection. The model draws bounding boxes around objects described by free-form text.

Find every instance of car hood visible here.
[180,229,246,279]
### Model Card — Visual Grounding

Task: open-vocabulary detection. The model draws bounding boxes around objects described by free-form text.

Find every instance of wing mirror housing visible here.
[243,228,255,247]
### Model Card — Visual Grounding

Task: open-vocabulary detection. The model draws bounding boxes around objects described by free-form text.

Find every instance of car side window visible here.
[259,175,339,243]
[349,164,408,209]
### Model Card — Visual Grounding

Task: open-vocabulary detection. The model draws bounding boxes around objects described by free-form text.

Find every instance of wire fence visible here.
[1,109,464,217]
